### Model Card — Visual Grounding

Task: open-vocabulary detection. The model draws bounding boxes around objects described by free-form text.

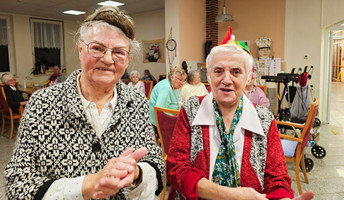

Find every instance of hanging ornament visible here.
[166,27,177,67]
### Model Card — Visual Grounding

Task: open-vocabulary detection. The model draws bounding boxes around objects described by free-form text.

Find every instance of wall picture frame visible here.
[142,39,165,63]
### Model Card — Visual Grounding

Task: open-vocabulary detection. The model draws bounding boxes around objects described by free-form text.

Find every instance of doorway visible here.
[323,25,344,124]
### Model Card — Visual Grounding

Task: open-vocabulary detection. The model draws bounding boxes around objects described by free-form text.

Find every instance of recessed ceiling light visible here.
[62,10,86,15]
[97,1,124,7]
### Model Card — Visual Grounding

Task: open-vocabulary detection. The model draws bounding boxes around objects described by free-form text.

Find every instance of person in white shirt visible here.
[5,6,164,200]
[128,70,145,96]
[180,70,208,102]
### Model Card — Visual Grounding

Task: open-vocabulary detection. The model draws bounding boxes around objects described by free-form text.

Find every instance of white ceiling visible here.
[0,0,164,21]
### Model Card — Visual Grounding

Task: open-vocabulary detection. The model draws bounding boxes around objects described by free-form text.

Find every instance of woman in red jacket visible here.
[167,28,313,200]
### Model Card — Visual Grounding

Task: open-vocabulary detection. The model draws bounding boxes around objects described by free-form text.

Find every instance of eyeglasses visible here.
[176,77,186,84]
[81,40,130,63]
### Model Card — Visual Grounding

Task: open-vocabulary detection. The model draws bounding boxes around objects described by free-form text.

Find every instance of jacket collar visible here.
[63,69,135,125]
[192,92,265,137]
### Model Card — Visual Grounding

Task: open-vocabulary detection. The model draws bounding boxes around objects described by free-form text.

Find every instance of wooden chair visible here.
[257,85,267,95]
[141,80,153,100]
[276,97,318,195]
[203,82,211,93]
[154,106,180,200]
[0,86,24,139]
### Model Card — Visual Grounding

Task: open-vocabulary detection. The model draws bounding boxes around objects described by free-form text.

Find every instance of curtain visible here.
[0,18,8,46]
[33,21,61,48]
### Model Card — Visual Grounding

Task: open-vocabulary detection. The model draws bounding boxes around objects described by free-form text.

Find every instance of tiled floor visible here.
[1,82,344,199]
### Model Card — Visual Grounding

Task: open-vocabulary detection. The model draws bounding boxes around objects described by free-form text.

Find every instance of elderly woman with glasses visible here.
[5,6,165,200]
[166,28,314,200]
[149,66,187,132]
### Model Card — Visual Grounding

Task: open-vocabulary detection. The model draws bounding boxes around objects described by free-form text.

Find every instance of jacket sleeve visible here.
[167,106,206,200]
[4,94,55,199]
[4,86,22,109]
[264,119,294,199]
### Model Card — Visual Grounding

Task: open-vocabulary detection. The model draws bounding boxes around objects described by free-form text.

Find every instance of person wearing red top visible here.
[47,65,66,86]
[167,28,313,200]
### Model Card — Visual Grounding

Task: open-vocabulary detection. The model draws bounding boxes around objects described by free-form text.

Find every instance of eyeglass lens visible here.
[86,42,129,63]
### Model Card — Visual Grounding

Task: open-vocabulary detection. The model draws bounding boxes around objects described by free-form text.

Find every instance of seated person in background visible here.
[244,72,270,108]
[167,27,313,200]
[2,73,28,113]
[149,66,187,132]
[180,70,208,102]
[141,69,157,85]
[47,65,66,86]
[128,70,145,95]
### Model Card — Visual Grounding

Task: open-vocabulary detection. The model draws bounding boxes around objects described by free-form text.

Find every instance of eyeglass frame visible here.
[80,40,130,63]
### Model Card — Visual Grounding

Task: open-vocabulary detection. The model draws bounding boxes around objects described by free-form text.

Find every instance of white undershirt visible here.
[192,93,265,180]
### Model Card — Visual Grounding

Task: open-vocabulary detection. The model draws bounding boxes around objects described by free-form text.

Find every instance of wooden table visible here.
[19,86,43,96]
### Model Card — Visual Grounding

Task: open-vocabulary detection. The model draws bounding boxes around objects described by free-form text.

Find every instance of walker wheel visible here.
[304,157,314,172]
[311,145,326,158]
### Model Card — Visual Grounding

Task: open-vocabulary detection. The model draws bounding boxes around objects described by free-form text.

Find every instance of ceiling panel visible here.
[0,0,164,21]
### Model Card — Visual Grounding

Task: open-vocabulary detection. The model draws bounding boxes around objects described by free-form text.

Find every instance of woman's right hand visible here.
[20,101,28,106]
[82,147,147,200]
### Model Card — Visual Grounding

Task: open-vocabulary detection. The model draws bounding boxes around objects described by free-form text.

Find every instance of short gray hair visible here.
[129,70,140,78]
[75,6,141,68]
[187,70,200,84]
[206,44,253,76]
[1,73,14,84]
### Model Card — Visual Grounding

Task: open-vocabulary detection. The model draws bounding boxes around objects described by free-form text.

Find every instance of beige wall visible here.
[4,10,166,85]
[6,13,80,85]
[132,9,166,80]
[218,0,285,59]
[179,0,206,70]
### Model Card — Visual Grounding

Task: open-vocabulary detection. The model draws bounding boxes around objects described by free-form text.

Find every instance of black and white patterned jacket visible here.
[4,69,165,199]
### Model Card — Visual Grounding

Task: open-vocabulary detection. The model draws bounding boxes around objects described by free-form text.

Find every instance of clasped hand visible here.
[82,147,147,199]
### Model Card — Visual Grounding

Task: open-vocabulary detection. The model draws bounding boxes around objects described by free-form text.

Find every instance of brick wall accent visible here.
[206,0,218,49]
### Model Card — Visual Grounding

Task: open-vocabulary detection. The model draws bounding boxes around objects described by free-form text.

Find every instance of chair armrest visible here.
[276,120,305,129]
[279,134,302,143]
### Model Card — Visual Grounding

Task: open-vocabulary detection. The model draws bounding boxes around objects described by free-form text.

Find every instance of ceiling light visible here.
[216,0,233,23]
[62,10,85,15]
[97,1,124,7]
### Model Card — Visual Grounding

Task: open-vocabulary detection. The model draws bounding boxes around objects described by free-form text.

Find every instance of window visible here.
[0,15,15,73]
[30,18,64,75]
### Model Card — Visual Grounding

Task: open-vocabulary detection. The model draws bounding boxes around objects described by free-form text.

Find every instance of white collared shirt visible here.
[192,93,265,180]
[76,73,117,137]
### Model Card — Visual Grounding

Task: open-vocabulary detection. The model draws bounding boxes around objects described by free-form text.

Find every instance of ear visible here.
[78,42,83,60]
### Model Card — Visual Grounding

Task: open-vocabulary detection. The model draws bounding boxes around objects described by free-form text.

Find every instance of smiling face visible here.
[78,25,130,89]
[208,51,248,109]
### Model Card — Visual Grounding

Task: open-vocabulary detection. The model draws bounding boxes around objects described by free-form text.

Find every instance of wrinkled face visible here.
[53,66,60,75]
[7,78,16,87]
[131,74,139,84]
[78,25,130,88]
[208,51,247,109]
[171,73,187,89]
